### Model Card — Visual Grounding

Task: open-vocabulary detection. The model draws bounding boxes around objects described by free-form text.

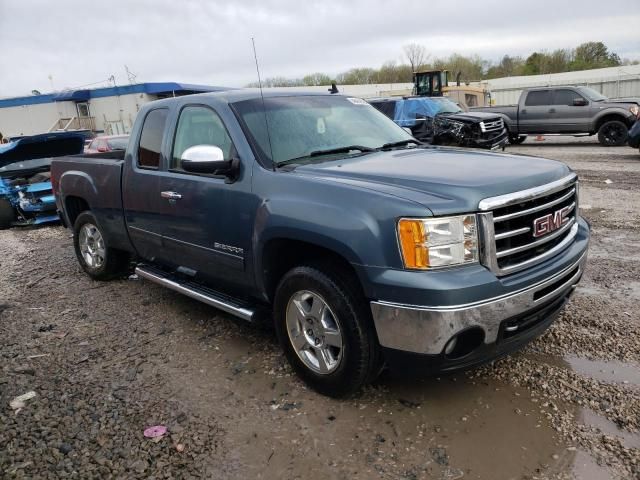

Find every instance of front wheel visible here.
[274,265,380,397]
[73,211,129,280]
[598,120,628,146]
[508,134,527,145]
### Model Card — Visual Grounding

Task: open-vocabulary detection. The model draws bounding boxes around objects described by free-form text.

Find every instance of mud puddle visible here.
[525,353,640,388]
[160,322,582,479]
[580,409,640,450]
[564,355,640,388]
[569,450,617,480]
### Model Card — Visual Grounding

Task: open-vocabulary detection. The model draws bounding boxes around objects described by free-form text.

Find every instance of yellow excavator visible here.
[413,69,491,108]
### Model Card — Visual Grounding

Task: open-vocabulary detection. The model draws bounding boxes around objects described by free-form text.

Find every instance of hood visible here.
[606,97,640,106]
[0,132,85,169]
[440,111,503,123]
[293,147,571,215]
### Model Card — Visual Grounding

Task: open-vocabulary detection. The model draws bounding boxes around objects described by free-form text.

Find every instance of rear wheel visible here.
[73,211,129,280]
[597,120,628,146]
[274,264,380,397]
[0,199,15,230]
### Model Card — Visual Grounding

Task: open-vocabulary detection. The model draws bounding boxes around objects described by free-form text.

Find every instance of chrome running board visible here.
[135,264,256,322]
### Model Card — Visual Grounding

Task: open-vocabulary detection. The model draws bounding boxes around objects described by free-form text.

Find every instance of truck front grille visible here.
[479,119,504,133]
[478,175,579,276]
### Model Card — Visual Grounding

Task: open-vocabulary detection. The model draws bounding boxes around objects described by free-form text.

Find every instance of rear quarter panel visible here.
[53,157,132,252]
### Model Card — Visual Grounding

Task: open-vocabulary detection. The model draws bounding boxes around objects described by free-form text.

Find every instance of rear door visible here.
[550,89,590,133]
[519,90,554,133]
[122,107,174,263]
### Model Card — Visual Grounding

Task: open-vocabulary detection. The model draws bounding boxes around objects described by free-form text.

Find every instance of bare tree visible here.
[403,43,428,72]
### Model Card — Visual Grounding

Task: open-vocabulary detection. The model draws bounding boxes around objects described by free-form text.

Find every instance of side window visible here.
[553,89,585,106]
[171,106,234,170]
[137,109,168,169]
[524,90,551,106]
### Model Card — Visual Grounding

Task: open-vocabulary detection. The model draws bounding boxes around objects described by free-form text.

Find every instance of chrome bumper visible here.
[370,252,587,355]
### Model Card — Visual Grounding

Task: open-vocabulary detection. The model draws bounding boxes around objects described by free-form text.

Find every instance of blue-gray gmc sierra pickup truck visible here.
[52,90,590,397]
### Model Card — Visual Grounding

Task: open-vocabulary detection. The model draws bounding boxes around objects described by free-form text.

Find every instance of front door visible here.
[550,89,590,133]
[158,104,253,290]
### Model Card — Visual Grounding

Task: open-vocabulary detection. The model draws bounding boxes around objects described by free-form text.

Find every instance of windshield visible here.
[577,86,608,102]
[430,97,463,114]
[232,96,414,165]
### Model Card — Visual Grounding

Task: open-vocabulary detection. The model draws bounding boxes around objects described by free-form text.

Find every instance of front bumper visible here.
[371,250,586,356]
[367,212,589,372]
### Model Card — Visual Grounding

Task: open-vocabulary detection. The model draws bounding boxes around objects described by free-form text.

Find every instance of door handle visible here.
[549,108,556,113]
[161,191,182,200]
[521,109,526,114]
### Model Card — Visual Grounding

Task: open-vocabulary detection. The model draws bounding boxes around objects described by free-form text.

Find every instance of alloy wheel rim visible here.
[285,290,344,375]
[79,223,106,268]
[604,124,625,143]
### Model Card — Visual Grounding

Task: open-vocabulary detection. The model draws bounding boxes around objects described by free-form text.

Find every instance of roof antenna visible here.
[328,82,339,94]
[251,37,275,169]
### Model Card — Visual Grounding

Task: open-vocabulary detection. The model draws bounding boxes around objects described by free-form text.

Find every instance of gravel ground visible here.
[1,136,639,479]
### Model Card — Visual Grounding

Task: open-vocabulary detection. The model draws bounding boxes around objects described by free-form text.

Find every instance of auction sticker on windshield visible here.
[346,97,368,105]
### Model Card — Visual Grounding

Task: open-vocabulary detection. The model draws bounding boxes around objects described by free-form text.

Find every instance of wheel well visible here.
[261,239,362,303]
[64,196,89,226]
[595,114,629,131]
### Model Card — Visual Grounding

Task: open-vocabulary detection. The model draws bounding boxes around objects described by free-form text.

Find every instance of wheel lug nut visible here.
[307,329,313,336]
[314,338,320,345]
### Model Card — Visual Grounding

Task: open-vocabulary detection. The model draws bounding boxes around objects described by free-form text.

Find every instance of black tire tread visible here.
[274,261,380,397]
[597,120,628,147]
[73,211,129,280]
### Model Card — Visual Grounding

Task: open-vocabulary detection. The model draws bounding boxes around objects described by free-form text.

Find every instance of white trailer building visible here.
[482,65,640,105]
[0,82,228,139]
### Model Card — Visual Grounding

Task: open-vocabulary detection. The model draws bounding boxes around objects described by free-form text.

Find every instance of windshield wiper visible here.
[309,145,375,156]
[276,145,375,167]
[377,139,423,150]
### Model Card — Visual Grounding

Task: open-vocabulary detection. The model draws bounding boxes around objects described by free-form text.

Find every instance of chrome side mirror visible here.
[180,145,237,177]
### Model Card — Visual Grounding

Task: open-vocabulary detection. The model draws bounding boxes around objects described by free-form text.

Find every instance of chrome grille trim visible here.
[494,226,531,241]
[479,174,577,211]
[495,217,575,259]
[478,174,579,276]
[493,188,576,222]
[480,119,504,133]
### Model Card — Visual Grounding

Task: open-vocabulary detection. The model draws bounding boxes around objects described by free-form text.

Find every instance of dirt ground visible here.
[1,137,639,479]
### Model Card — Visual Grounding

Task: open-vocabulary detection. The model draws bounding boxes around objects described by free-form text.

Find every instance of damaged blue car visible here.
[0,132,85,229]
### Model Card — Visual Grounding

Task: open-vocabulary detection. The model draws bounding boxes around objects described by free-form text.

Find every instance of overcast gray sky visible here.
[1,0,639,97]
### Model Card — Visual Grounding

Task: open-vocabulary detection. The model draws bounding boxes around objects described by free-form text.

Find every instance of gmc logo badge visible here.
[533,206,571,238]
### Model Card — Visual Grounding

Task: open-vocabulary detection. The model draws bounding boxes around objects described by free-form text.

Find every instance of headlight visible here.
[397,215,479,269]
[630,105,640,117]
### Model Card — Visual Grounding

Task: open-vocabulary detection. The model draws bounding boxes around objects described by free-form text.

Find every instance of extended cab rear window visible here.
[137,109,168,169]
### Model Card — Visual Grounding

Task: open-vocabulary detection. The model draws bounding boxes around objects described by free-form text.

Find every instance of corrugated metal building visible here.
[0,82,228,138]
[482,65,640,105]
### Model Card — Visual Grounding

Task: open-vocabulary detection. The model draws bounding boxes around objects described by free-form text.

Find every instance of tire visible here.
[0,198,16,230]
[597,120,628,146]
[73,211,129,280]
[274,264,380,397]
[508,134,526,145]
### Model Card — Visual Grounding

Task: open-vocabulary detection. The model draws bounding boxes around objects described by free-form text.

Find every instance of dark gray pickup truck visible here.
[472,86,639,146]
[52,90,590,396]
